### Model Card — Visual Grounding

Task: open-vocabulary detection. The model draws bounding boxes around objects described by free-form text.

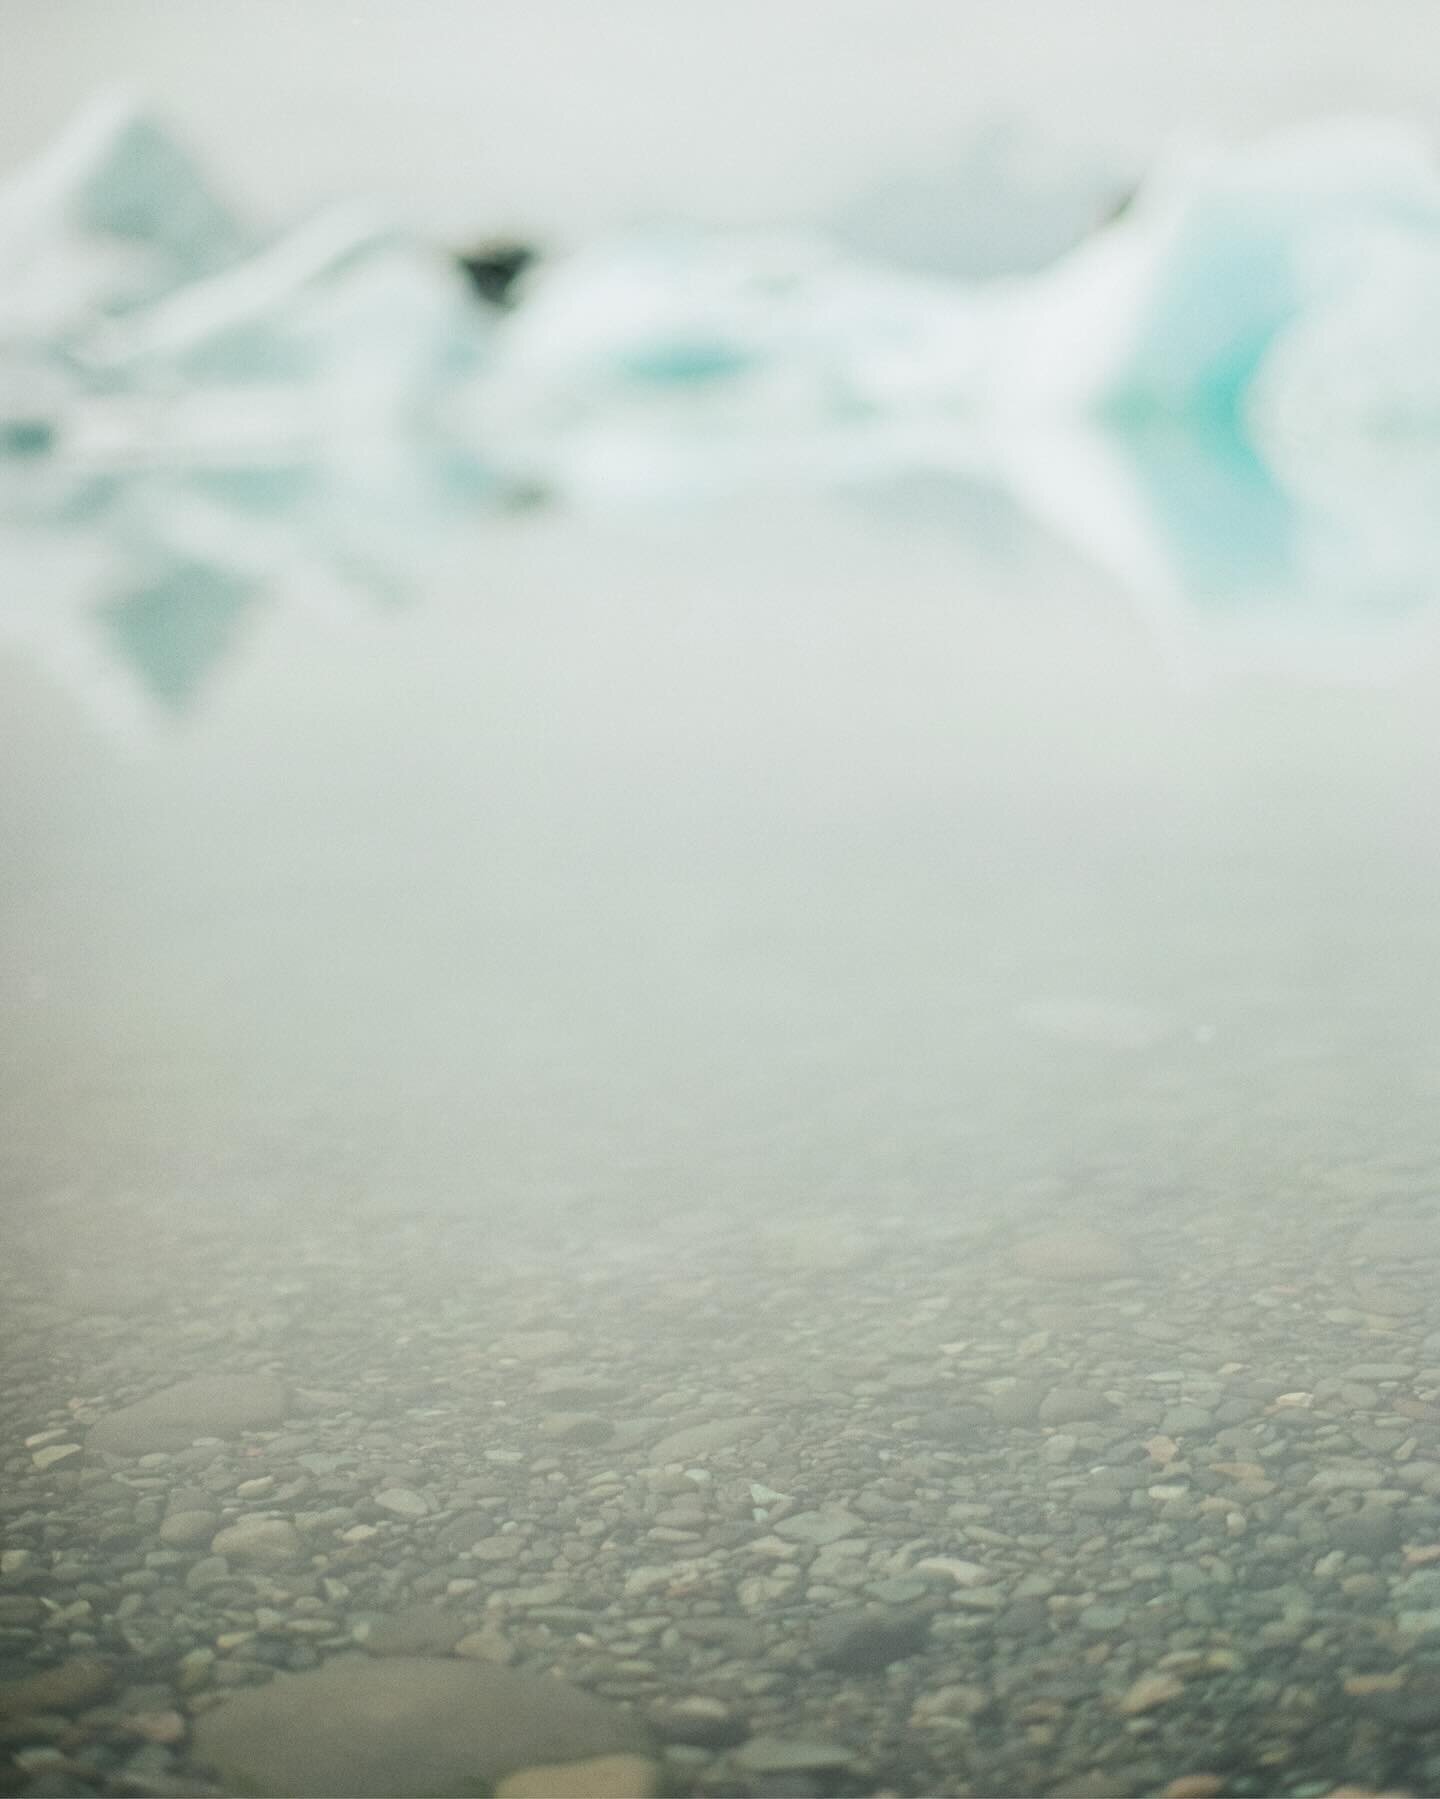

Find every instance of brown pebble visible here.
[645,1694,746,1747]
[1160,1779,1224,1799]
[125,1710,187,1744]
[453,1628,513,1664]
[1117,1672,1185,1715]
[1344,1673,1406,1697]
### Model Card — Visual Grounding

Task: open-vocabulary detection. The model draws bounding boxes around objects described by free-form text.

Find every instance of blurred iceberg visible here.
[984,116,1440,422]
[464,114,1440,679]
[937,118,1440,677]
[8,103,1440,468]
[474,115,1440,440]
[472,229,981,457]
[0,94,247,341]
[0,96,496,468]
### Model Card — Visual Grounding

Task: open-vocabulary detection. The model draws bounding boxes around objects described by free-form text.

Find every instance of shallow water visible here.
[5,471,1440,1221]
[3,466,1440,1796]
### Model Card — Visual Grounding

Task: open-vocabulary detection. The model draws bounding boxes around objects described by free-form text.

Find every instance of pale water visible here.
[3,467,1440,1797]
[4,476,1438,1222]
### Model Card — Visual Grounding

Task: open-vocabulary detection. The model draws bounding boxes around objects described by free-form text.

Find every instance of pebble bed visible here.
[3,1182,1440,1798]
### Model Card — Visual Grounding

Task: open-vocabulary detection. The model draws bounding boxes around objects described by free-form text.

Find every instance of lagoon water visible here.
[4,468,1438,1221]
[3,459,1440,1796]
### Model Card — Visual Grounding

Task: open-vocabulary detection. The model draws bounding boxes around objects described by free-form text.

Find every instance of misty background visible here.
[6,0,1440,245]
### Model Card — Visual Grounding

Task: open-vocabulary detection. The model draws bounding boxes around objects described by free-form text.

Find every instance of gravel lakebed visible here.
[3,1188,1440,1798]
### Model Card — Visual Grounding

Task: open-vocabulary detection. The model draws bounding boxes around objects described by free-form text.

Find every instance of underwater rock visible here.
[190,1654,652,1798]
[87,1373,293,1455]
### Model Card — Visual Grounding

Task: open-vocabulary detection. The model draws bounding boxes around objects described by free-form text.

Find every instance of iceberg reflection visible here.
[0,446,515,739]
[4,409,1434,746]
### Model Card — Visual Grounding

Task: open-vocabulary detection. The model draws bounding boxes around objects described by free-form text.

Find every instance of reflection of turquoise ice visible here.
[0,441,507,739]
[1,407,1433,746]
[1112,422,1295,607]
[101,561,259,711]
[992,415,1439,683]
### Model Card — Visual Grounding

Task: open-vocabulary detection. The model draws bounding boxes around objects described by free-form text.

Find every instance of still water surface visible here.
[4,473,1438,1226]
[3,464,1440,1796]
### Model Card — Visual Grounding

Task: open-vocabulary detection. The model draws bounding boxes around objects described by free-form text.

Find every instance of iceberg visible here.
[0,98,511,740]
[474,115,1440,439]
[471,228,981,462]
[982,116,1440,422]
[0,93,247,344]
[0,97,496,468]
[7,103,1440,473]
[460,115,1440,676]
[78,204,494,463]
